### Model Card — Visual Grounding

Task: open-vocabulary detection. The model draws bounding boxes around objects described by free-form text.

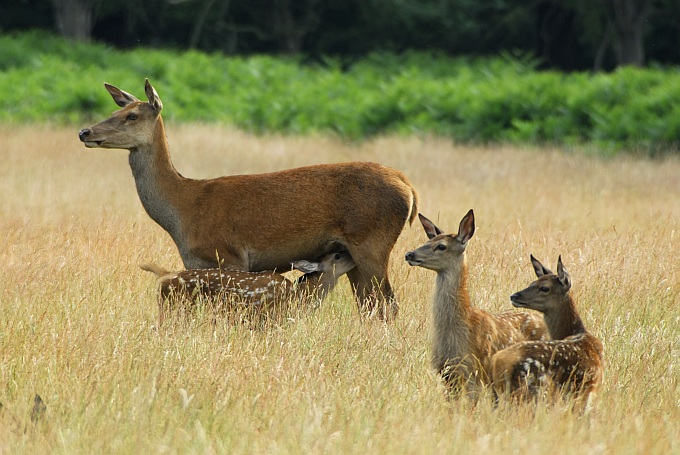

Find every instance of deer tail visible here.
[407,185,419,226]
[139,262,170,278]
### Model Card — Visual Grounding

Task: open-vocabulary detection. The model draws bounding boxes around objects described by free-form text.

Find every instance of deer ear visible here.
[144,79,163,113]
[457,209,475,244]
[105,83,139,107]
[556,256,571,290]
[291,260,320,274]
[418,213,443,239]
[530,254,553,277]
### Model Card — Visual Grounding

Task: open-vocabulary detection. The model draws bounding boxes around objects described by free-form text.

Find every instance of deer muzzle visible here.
[509,292,527,308]
[78,129,104,147]
[404,251,421,266]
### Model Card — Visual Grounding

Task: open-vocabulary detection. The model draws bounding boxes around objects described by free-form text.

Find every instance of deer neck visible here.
[296,272,330,303]
[128,117,189,243]
[543,293,586,340]
[432,257,472,363]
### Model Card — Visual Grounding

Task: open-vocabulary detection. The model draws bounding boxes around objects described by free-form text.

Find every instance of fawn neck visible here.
[128,116,188,244]
[296,272,333,301]
[432,257,473,360]
[544,293,586,340]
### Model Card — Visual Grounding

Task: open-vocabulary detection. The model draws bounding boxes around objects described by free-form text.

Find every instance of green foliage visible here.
[1,32,679,154]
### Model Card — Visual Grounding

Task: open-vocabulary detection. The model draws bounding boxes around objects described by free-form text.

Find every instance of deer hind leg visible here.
[491,346,535,404]
[341,229,401,320]
[345,255,397,321]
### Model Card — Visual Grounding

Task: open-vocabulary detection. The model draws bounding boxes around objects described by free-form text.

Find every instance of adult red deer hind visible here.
[78,79,418,320]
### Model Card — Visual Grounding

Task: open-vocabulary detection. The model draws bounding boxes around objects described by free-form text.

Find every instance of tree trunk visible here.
[271,0,320,54]
[52,0,95,41]
[608,0,653,67]
[189,0,220,49]
[593,22,613,72]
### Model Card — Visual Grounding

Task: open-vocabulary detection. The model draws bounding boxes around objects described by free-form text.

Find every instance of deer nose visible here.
[78,129,91,142]
[405,251,414,261]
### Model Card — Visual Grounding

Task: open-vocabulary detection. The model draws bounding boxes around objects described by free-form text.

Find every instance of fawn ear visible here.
[530,254,553,277]
[457,209,475,244]
[145,79,163,113]
[292,260,321,274]
[105,83,139,107]
[556,256,571,290]
[418,213,443,239]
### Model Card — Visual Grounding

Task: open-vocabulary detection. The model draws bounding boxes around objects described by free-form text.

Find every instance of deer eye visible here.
[539,286,550,293]
[436,244,447,251]
[127,113,138,121]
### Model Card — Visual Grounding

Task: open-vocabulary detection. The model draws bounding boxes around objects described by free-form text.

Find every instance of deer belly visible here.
[247,240,341,272]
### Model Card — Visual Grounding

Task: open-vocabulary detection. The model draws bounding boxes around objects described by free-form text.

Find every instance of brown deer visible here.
[404,210,548,396]
[141,250,355,324]
[78,80,418,320]
[491,255,604,409]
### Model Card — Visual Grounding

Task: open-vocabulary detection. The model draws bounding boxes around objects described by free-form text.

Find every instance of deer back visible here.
[155,268,291,305]
[491,332,604,406]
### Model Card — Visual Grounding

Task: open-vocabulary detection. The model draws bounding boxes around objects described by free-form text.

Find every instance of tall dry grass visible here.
[0,125,678,454]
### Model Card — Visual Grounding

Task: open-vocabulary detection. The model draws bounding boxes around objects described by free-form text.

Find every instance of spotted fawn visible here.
[491,255,604,409]
[141,251,355,324]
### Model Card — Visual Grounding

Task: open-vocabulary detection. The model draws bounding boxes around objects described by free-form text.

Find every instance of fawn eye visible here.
[127,113,138,121]
[539,286,550,293]
[436,244,447,251]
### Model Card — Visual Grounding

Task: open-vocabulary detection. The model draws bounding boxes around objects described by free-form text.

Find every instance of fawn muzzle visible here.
[404,251,420,266]
[509,292,527,308]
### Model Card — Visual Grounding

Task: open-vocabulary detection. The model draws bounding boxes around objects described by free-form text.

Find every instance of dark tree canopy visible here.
[1,0,678,70]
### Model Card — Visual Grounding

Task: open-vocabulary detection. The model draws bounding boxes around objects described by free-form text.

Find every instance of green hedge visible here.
[2,31,679,154]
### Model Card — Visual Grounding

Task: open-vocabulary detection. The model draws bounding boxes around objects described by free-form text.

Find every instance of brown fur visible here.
[491,255,604,409]
[79,80,418,320]
[405,210,548,395]
[141,251,355,325]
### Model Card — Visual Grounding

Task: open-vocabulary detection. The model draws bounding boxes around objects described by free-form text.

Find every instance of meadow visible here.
[0,124,678,453]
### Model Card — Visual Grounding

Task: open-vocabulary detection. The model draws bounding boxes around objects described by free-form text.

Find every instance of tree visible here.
[606,0,654,67]
[51,0,100,41]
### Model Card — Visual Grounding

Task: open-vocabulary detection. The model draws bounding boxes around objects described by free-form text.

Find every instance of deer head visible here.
[510,255,572,313]
[78,79,163,150]
[292,250,356,279]
[404,209,475,272]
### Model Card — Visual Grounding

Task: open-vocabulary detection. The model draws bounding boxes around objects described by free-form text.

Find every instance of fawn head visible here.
[404,209,475,272]
[510,255,572,313]
[292,250,356,278]
[79,79,163,150]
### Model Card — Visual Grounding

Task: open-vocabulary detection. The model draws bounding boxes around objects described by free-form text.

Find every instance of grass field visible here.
[0,125,678,454]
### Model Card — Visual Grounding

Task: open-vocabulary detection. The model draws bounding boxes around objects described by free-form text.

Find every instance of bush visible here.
[1,31,679,154]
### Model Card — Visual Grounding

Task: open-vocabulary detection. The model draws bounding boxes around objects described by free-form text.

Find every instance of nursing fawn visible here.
[491,255,604,409]
[405,210,547,396]
[142,251,355,324]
